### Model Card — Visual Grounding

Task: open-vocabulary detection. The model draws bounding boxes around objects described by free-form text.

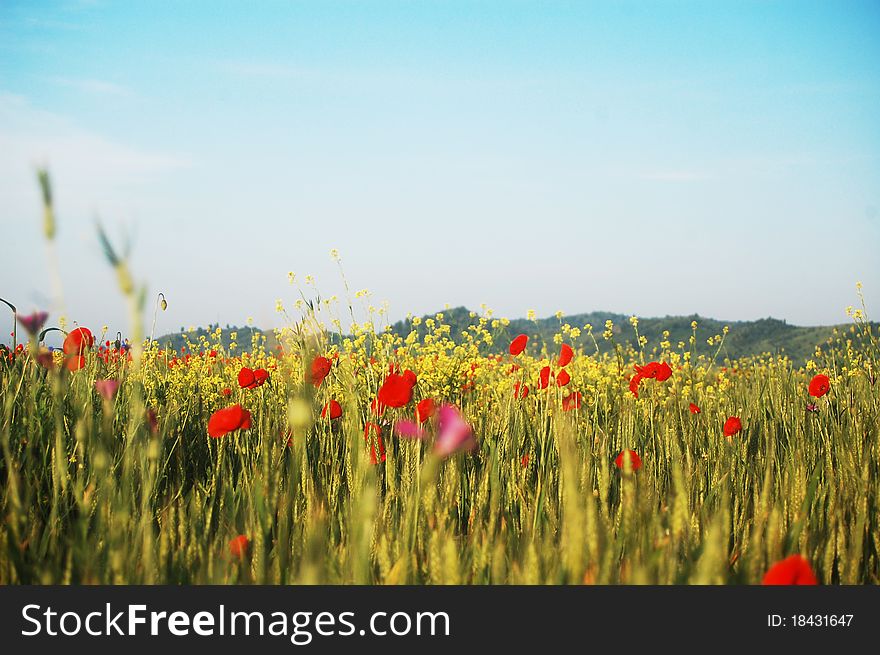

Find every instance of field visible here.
[1,278,878,585]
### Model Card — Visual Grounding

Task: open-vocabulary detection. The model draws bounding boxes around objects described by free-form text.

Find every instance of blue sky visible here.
[1,0,878,341]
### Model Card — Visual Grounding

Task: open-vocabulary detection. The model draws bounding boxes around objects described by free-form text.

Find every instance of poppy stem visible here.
[38,326,66,344]
[0,297,16,348]
[148,292,166,345]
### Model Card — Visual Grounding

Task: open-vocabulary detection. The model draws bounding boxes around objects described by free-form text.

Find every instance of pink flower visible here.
[393,419,427,439]
[435,404,476,457]
[95,378,121,401]
[18,311,49,336]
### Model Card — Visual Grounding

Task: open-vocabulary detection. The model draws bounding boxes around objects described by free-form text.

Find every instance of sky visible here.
[1,0,878,343]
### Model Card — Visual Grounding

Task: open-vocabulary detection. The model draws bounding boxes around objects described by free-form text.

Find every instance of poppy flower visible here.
[403,369,417,388]
[521,454,530,467]
[655,362,672,382]
[321,400,342,420]
[689,403,701,414]
[762,555,818,585]
[95,379,121,401]
[614,450,642,471]
[562,391,582,411]
[509,334,528,356]
[253,368,269,386]
[65,355,86,372]
[629,374,642,398]
[238,367,258,389]
[723,416,742,437]
[364,422,386,464]
[416,397,436,423]
[378,373,413,408]
[229,535,250,560]
[17,311,49,336]
[556,369,571,387]
[435,403,477,457]
[808,374,830,398]
[222,387,232,397]
[557,343,574,367]
[62,327,94,356]
[634,362,655,379]
[539,366,551,389]
[208,404,252,438]
[514,382,529,399]
[635,361,672,382]
[309,356,332,386]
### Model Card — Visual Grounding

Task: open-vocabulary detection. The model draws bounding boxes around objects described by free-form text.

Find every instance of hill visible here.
[153,308,864,364]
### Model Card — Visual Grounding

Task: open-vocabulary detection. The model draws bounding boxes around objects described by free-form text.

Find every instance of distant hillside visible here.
[154,308,865,364]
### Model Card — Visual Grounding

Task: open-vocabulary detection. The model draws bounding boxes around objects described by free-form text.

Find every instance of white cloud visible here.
[0,93,191,219]
[50,77,132,97]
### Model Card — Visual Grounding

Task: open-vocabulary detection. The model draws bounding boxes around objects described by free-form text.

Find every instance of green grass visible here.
[1,314,878,585]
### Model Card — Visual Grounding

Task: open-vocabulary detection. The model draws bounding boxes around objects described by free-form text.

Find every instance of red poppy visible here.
[253,368,269,386]
[562,391,582,411]
[229,535,250,560]
[321,400,342,420]
[629,374,641,398]
[208,404,252,438]
[378,373,413,408]
[62,327,94,356]
[635,361,672,382]
[556,369,571,387]
[689,403,701,414]
[521,454,530,467]
[364,422,386,464]
[762,555,818,585]
[723,416,742,437]
[808,374,830,398]
[416,397,436,423]
[310,356,332,386]
[655,362,672,382]
[238,366,258,389]
[222,387,232,397]
[634,362,655,378]
[539,365,551,389]
[557,343,574,367]
[403,369,417,388]
[509,334,528,356]
[614,450,642,471]
[65,355,86,372]
[514,382,529,399]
